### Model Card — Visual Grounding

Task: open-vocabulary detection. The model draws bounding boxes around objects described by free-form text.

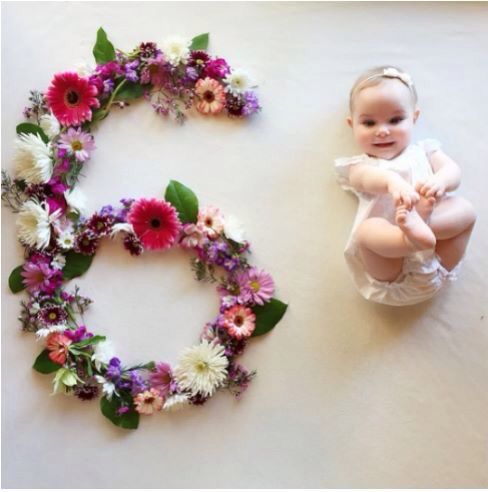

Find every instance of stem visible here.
[105,79,127,110]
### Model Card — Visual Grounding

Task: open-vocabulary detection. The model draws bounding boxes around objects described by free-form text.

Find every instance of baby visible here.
[335,66,476,305]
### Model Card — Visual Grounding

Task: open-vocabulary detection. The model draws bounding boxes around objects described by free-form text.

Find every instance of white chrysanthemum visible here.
[91,341,116,371]
[223,69,252,96]
[161,36,191,66]
[174,340,228,397]
[74,59,94,77]
[16,200,56,249]
[95,375,117,400]
[110,222,135,237]
[39,113,60,139]
[163,394,190,412]
[35,324,66,340]
[14,133,53,184]
[57,229,75,250]
[223,214,245,243]
[64,187,88,215]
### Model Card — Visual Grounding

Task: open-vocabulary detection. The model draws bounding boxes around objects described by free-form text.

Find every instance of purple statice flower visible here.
[38,304,68,325]
[128,370,148,396]
[184,66,199,82]
[124,60,140,82]
[21,254,62,295]
[60,291,75,303]
[149,362,172,399]
[58,128,96,163]
[64,325,93,342]
[103,79,115,95]
[86,213,114,236]
[227,362,255,399]
[203,58,230,79]
[242,91,261,117]
[99,204,115,216]
[106,357,122,380]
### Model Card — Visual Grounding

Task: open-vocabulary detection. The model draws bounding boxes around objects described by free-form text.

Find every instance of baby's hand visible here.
[416,177,447,199]
[387,175,419,209]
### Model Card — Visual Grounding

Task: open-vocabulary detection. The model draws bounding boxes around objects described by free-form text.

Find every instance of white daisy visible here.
[91,341,116,371]
[16,200,57,249]
[39,113,60,140]
[64,187,88,215]
[163,394,190,412]
[95,375,117,400]
[173,340,228,397]
[56,229,75,250]
[223,69,252,96]
[161,36,191,66]
[74,59,94,77]
[14,132,53,184]
[223,214,246,243]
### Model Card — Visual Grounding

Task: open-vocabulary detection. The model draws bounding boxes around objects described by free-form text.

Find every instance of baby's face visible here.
[348,79,419,160]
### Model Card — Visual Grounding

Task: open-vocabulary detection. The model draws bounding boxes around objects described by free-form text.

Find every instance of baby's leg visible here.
[355,211,435,282]
[428,196,476,270]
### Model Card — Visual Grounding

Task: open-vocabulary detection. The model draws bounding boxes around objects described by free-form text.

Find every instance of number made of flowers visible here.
[2,28,287,430]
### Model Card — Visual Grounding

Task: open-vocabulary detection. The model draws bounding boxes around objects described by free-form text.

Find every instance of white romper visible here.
[335,139,459,306]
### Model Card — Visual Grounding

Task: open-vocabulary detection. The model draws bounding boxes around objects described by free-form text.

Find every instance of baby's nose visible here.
[376,126,390,137]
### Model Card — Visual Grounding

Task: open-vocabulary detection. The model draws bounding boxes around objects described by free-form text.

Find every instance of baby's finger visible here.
[401,193,411,209]
[415,181,424,194]
[425,184,439,198]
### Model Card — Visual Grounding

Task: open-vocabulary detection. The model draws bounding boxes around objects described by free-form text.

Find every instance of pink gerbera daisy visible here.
[149,362,173,399]
[46,332,72,365]
[197,205,224,239]
[58,128,96,162]
[221,305,256,339]
[195,77,226,115]
[127,198,181,250]
[134,388,163,415]
[240,268,275,306]
[46,72,100,126]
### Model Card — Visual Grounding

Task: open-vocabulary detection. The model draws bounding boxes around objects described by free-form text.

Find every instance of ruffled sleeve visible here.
[334,154,368,193]
[417,139,441,156]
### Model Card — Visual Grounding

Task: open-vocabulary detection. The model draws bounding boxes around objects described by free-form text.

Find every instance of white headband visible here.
[362,67,414,88]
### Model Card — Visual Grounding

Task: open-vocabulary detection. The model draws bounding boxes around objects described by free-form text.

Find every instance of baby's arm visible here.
[418,150,462,198]
[349,164,419,208]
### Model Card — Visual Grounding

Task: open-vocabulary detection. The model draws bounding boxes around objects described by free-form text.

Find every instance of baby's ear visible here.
[346,116,353,128]
[413,107,420,122]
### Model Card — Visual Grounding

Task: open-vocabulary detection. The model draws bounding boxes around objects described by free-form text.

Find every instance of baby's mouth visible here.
[373,142,395,148]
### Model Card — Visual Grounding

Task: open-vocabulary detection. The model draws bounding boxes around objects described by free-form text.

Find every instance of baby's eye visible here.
[389,116,404,124]
[362,120,375,127]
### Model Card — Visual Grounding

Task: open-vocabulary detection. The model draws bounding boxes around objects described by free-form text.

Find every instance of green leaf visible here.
[93,27,116,64]
[70,335,106,349]
[100,396,139,430]
[251,298,288,337]
[33,349,62,374]
[9,265,25,293]
[164,180,199,224]
[62,251,94,280]
[91,108,108,123]
[190,33,209,51]
[16,123,49,144]
[115,82,144,100]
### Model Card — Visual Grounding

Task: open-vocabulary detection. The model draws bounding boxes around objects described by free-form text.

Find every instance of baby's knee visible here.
[458,197,477,227]
[354,218,386,246]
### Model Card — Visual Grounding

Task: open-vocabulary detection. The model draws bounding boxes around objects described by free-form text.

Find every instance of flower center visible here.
[203,90,215,103]
[234,315,244,327]
[205,218,213,227]
[150,218,161,228]
[49,312,57,320]
[196,361,209,372]
[250,280,261,293]
[144,396,155,404]
[66,90,80,106]
[71,140,83,151]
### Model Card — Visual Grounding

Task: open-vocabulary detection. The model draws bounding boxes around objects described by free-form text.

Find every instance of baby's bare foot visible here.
[416,195,436,222]
[395,205,436,251]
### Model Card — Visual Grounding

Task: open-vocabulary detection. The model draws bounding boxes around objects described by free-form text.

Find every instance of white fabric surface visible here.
[2,2,488,488]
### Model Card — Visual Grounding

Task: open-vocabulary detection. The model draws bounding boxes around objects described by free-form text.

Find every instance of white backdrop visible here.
[2,2,488,488]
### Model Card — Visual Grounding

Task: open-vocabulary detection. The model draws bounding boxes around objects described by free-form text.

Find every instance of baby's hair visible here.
[349,65,418,112]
